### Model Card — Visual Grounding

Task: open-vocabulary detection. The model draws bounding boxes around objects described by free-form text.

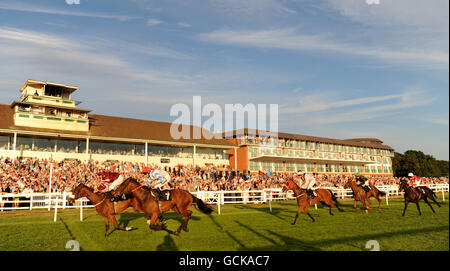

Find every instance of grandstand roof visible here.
[223,128,394,150]
[0,103,236,148]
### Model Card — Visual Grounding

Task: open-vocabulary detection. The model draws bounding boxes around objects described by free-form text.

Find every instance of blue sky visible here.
[0,0,448,159]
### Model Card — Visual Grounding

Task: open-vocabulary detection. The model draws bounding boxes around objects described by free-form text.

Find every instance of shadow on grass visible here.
[59,216,84,251]
[156,234,179,251]
[117,210,201,228]
[231,219,448,251]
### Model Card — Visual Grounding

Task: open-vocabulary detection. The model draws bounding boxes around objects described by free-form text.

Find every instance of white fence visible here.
[1,184,448,218]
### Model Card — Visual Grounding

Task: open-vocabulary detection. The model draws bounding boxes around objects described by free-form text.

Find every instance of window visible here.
[249,161,260,171]
[34,138,56,152]
[16,137,33,151]
[286,163,296,172]
[0,136,11,150]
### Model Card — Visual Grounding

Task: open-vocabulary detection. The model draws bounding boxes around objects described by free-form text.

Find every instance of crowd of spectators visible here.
[0,157,448,196]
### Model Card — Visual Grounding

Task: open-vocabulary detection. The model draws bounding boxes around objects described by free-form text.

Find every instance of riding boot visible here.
[156,188,164,201]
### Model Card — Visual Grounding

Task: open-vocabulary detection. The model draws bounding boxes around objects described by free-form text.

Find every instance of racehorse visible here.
[343,179,386,213]
[399,179,441,216]
[111,177,213,235]
[282,179,343,225]
[68,183,136,237]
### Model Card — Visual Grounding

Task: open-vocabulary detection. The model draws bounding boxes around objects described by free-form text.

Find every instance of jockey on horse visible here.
[141,167,172,201]
[296,170,317,199]
[408,172,425,195]
[96,169,128,202]
[355,173,371,192]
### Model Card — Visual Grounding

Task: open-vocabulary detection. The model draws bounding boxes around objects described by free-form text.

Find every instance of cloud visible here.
[0,27,190,87]
[211,0,296,16]
[326,0,449,33]
[280,88,435,125]
[177,22,192,28]
[0,2,136,21]
[147,18,163,26]
[198,28,449,67]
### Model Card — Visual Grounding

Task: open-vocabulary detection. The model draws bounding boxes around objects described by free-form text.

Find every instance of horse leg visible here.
[110,215,133,231]
[181,210,192,232]
[304,207,315,222]
[292,208,301,225]
[353,200,359,211]
[104,217,110,237]
[415,202,422,215]
[429,194,441,208]
[367,196,373,210]
[402,201,409,216]
[328,205,334,216]
[361,199,369,214]
[423,198,435,213]
[377,197,382,213]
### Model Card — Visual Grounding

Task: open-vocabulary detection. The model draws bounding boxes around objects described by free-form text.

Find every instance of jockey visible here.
[141,167,172,200]
[96,170,127,201]
[408,173,422,187]
[408,173,424,194]
[355,173,370,191]
[298,170,317,198]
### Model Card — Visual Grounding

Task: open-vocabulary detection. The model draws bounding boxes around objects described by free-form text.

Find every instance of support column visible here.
[193,145,196,166]
[13,132,17,160]
[234,148,237,170]
[85,137,90,163]
[145,142,148,166]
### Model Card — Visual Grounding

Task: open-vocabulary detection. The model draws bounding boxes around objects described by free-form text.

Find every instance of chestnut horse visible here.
[68,183,136,237]
[399,179,441,216]
[282,180,343,224]
[112,177,213,235]
[343,179,386,213]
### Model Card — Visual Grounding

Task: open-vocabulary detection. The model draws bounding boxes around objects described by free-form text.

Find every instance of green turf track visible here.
[0,196,448,251]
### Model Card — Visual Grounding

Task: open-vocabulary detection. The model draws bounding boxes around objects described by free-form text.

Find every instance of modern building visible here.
[0,79,235,167]
[0,80,395,176]
[225,129,394,176]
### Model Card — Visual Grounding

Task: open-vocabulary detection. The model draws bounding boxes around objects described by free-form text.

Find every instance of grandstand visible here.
[1,79,394,176]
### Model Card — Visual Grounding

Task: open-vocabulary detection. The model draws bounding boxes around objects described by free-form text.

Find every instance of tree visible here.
[392,150,449,177]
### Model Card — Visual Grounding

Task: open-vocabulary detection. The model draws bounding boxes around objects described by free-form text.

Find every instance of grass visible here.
[0,196,448,251]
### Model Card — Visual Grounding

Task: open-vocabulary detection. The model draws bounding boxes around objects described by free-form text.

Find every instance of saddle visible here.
[306,189,317,200]
[109,192,132,202]
[151,189,172,201]
[361,185,371,193]
[414,187,426,195]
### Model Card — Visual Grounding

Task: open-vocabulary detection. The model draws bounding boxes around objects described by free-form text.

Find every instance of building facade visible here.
[0,80,234,167]
[226,129,394,176]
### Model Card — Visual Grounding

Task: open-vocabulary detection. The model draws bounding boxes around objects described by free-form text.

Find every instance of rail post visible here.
[385,191,389,206]
[30,193,33,210]
[80,199,83,221]
[53,197,58,222]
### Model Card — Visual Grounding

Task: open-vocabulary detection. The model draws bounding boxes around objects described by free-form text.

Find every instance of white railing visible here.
[1,184,448,216]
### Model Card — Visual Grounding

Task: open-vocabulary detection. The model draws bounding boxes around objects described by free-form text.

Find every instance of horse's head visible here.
[399,179,408,192]
[111,177,136,197]
[68,182,86,204]
[343,179,353,188]
[281,178,294,193]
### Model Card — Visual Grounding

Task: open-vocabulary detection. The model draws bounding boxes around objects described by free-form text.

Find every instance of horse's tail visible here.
[192,195,214,215]
[377,189,386,197]
[328,189,339,204]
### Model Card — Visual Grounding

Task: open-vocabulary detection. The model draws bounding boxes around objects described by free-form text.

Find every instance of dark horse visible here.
[343,179,386,213]
[399,179,441,216]
[68,183,137,237]
[112,177,213,235]
[282,179,343,224]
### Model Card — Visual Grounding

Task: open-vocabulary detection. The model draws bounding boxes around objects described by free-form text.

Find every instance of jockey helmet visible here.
[355,172,361,177]
[408,173,414,177]
[141,167,152,174]
[297,170,303,176]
